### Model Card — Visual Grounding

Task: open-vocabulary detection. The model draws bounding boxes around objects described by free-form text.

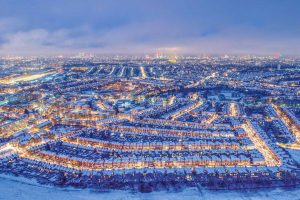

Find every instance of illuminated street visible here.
[0,56,299,191]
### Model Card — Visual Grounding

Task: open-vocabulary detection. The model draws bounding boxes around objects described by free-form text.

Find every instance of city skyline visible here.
[0,0,300,56]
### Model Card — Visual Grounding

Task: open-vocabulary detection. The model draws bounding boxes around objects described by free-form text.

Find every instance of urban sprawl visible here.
[0,55,300,192]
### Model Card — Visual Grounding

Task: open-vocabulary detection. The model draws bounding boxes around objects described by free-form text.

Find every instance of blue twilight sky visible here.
[0,0,300,55]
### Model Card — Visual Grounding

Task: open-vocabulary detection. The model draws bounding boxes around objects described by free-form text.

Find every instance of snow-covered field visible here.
[0,176,300,200]
[287,149,300,164]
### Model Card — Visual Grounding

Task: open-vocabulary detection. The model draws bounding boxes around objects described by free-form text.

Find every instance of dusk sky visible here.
[0,0,300,55]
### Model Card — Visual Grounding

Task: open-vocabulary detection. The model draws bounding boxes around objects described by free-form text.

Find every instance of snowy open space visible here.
[1,176,300,200]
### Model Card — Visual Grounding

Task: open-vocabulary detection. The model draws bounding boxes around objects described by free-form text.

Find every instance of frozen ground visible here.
[287,149,300,164]
[0,176,300,200]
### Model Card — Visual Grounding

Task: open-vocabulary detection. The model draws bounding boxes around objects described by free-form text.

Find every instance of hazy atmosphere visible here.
[0,0,300,55]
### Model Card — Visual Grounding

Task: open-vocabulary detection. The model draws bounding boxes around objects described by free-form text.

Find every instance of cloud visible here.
[0,0,300,55]
[0,24,299,56]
